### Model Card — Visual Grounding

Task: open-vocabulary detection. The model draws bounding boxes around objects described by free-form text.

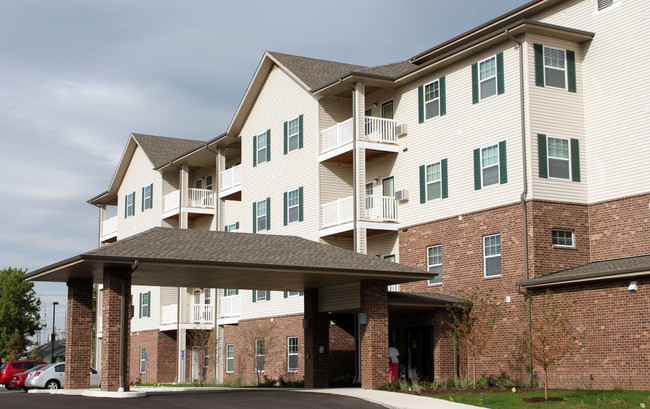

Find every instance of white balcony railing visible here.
[220,295,241,317]
[321,118,353,153]
[221,164,242,191]
[189,188,214,208]
[364,117,397,144]
[388,284,400,292]
[364,196,398,222]
[322,196,354,228]
[161,304,178,325]
[102,216,117,236]
[192,304,214,323]
[164,190,180,213]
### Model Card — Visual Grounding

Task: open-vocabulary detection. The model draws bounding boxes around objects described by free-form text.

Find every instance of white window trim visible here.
[141,292,150,318]
[481,144,500,188]
[483,234,502,278]
[140,347,146,374]
[126,192,135,217]
[425,161,442,201]
[287,117,300,153]
[381,99,394,119]
[546,135,571,180]
[256,290,268,302]
[225,223,239,232]
[287,188,300,224]
[287,336,298,372]
[423,79,440,121]
[287,291,301,298]
[593,0,621,15]
[478,55,498,101]
[427,245,442,285]
[543,46,568,90]
[204,288,211,305]
[205,175,213,191]
[226,344,234,373]
[143,185,152,210]
[256,131,268,165]
[255,339,265,373]
[256,199,267,232]
[552,230,575,248]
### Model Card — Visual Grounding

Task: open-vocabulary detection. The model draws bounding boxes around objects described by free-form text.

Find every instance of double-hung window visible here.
[474,142,507,190]
[125,192,135,217]
[224,289,239,296]
[255,339,265,372]
[479,56,497,100]
[288,337,298,372]
[253,130,270,166]
[484,234,502,277]
[254,198,270,233]
[427,245,442,285]
[284,187,303,225]
[286,117,300,153]
[142,184,153,211]
[538,135,581,182]
[225,222,240,232]
[139,291,151,318]
[140,347,146,373]
[426,162,442,201]
[286,291,301,297]
[552,230,574,247]
[226,344,234,373]
[256,132,267,165]
[418,77,446,123]
[253,290,270,302]
[204,288,211,305]
[534,44,576,92]
[205,175,213,191]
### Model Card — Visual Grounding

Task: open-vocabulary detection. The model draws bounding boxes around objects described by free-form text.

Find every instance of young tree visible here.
[0,267,42,361]
[237,320,279,385]
[445,288,502,388]
[517,290,585,400]
[187,328,218,385]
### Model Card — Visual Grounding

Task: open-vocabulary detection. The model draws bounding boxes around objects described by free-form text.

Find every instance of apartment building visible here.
[88,0,649,389]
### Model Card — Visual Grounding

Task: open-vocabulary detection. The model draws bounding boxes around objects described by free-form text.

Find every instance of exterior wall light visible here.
[628,281,638,292]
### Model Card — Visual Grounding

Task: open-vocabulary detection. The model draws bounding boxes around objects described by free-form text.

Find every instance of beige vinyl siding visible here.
[319,97,353,152]
[131,286,161,332]
[392,45,524,228]
[222,200,242,230]
[527,35,587,203]
[160,286,179,306]
[319,162,353,228]
[239,65,319,240]
[117,146,163,239]
[189,215,214,230]
[321,236,353,251]
[162,171,179,197]
[534,0,650,203]
[240,290,304,320]
[318,283,360,312]
[367,231,399,261]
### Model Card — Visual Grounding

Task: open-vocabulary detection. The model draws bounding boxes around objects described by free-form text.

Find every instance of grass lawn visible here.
[428,389,650,408]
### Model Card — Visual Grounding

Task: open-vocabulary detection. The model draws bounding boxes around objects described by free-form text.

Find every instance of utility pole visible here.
[51,302,59,363]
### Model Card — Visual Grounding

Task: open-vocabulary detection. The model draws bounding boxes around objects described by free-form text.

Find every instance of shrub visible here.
[258,375,276,387]
[330,374,354,388]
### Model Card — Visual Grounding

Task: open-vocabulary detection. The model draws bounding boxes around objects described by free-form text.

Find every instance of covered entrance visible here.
[25,227,437,391]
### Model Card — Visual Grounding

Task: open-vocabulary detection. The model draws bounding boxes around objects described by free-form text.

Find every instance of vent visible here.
[598,0,613,10]
[395,123,407,137]
[395,190,409,201]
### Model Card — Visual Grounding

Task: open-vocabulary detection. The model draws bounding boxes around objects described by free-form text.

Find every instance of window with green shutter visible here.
[474,142,507,189]
[254,130,270,166]
[125,191,135,217]
[284,187,303,225]
[534,44,577,92]
[538,134,580,181]
[418,77,446,123]
[142,184,153,211]
[472,53,504,103]
[420,160,448,202]
[254,198,270,233]
[284,116,302,154]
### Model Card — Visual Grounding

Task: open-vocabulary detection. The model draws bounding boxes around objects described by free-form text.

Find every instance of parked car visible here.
[0,360,48,390]
[24,362,101,389]
[10,364,47,391]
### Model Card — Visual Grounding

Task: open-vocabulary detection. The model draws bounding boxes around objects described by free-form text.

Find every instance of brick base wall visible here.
[65,279,93,389]
[101,269,131,391]
[329,314,356,382]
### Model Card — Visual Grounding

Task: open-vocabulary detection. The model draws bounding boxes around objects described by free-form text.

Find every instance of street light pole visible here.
[51,302,58,363]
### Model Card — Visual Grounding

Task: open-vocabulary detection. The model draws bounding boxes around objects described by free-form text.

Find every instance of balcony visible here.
[162,189,215,219]
[320,117,401,162]
[219,164,242,200]
[320,195,399,237]
[191,304,214,323]
[160,304,214,329]
[161,304,178,325]
[100,216,117,243]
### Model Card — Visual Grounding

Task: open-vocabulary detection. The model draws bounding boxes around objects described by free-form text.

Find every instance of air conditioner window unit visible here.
[395,124,407,137]
[395,189,408,201]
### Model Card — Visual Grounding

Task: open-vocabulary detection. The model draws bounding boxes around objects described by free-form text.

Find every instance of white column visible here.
[353,83,367,255]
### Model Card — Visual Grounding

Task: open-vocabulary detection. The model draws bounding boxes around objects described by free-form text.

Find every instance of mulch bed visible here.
[396,387,540,395]
[523,397,564,402]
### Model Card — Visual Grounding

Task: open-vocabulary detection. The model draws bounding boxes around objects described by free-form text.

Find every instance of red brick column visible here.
[101,268,131,391]
[64,279,93,389]
[303,288,329,388]
[360,280,388,389]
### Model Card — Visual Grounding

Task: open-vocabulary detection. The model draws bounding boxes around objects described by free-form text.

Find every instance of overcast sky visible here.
[0,0,528,342]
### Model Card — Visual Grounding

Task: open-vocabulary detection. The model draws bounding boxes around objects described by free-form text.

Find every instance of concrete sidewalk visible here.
[301,388,484,409]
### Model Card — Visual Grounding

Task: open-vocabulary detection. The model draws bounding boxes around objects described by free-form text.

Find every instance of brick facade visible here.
[129,329,177,384]
[64,279,93,389]
[328,314,356,382]
[360,280,388,389]
[101,269,132,391]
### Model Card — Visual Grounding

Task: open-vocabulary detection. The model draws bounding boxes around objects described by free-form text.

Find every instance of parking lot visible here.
[0,388,385,408]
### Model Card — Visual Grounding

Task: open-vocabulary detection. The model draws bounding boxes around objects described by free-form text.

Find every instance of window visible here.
[538,135,580,182]
[140,347,146,373]
[125,191,135,218]
[427,245,442,285]
[139,291,151,318]
[195,179,202,189]
[202,346,210,378]
[285,291,302,298]
[255,339,265,372]
[286,117,300,153]
[534,44,576,92]
[425,162,442,201]
[253,290,270,302]
[474,142,507,190]
[142,184,153,211]
[225,222,240,232]
[418,77,447,122]
[484,234,502,277]
[206,175,213,191]
[384,254,396,262]
[226,344,234,373]
[288,337,298,372]
[254,199,269,233]
[204,288,211,305]
[479,55,497,100]
[254,130,270,166]
[284,188,303,225]
[552,230,574,247]
[381,100,394,119]
[224,289,239,296]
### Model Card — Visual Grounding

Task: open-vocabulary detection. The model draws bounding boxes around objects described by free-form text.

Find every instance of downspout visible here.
[505,29,533,382]
[119,260,139,392]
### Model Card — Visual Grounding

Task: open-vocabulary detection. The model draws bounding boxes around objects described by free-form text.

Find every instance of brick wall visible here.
[101,269,131,391]
[129,330,159,384]
[64,279,93,389]
[329,313,356,382]
[157,330,177,383]
[360,280,388,389]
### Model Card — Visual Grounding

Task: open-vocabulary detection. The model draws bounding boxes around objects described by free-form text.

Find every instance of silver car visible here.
[24,362,100,389]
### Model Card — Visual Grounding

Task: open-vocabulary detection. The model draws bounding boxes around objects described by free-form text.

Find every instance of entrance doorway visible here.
[390,326,434,382]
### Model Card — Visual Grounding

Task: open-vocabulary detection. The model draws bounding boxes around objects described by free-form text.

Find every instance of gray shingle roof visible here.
[132,133,206,168]
[520,254,650,288]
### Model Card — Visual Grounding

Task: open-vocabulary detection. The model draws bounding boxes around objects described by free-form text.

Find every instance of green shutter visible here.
[139,293,142,318]
[266,130,271,162]
[441,159,448,199]
[534,44,545,87]
[253,134,257,167]
[252,290,256,302]
[147,291,151,317]
[283,192,288,226]
[472,62,479,104]
[299,291,304,296]
[141,187,144,211]
[266,290,271,300]
[252,202,257,234]
[571,138,581,182]
[538,134,548,178]
[418,85,424,123]
[439,76,446,116]
[124,195,127,218]
[497,52,505,95]
[567,50,576,93]
[298,186,304,222]
[266,197,270,230]
[149,183,153,209]
[473,148,481,190]
[419,165,426,203]
[299,114,304,149]
[284,291,288,298]
[235,222,239,230]
[499,141,508,184]
[283,121,288,155]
